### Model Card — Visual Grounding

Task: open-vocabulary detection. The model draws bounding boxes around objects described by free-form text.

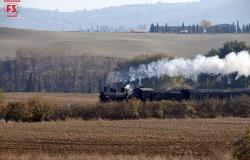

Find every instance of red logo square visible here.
[3,0,20,17]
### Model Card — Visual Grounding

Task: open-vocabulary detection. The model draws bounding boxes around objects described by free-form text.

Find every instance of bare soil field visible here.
[1,27,250,58]
[3,92,98,105]
[0,119,249,159]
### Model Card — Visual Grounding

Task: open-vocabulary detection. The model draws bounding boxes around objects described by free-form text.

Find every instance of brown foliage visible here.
[2,98,55,122]
[230,95,250,118]
[1,96,250,122]
[163,101,197,118]
[0,50,122,93]
[196,99,223,118]
[233,128,250,160]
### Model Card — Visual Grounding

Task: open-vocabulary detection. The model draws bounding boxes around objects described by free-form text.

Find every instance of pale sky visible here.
[18,0,199,12]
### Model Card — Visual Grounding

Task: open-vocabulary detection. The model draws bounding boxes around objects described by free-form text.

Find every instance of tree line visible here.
[150,21,250,34]
[115,41,250,90]
[0,49,121,93]
[0,41,249,93]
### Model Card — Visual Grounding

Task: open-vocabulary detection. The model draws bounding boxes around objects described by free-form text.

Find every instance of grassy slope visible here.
[1,27,250,58]
[0,119,249,159]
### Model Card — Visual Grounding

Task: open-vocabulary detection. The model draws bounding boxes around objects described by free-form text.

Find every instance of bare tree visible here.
[0,48,122,93]
[201,19,212,30]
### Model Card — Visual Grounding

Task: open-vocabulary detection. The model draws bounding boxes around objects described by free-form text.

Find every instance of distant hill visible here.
[0,0,249,31]
[1,27,250,58]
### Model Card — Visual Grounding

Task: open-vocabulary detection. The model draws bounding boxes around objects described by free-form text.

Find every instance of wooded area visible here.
[0,49,121,93]
[0,41,249,93]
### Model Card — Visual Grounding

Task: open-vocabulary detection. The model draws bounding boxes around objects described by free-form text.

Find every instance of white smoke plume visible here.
[117,51,250,82]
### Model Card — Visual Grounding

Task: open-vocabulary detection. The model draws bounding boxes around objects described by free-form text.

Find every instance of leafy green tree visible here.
[206,48,219,57]
[219,40,249,58]
[206,40,250,58]
[202,41,250,89]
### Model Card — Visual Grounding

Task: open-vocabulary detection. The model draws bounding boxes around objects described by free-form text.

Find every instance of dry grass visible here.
[3,92,98,105]
[1,27,250,58]
[0,119,249,159]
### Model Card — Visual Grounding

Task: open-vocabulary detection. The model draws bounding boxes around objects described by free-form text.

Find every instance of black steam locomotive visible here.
[99,86,250,102]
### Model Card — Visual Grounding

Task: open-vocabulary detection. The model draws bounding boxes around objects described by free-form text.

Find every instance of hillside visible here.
[1,27,250,58]
[0,0,249,31]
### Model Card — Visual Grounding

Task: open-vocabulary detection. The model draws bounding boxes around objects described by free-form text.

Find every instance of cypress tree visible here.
[150,23,155,32]
[165,22,168,33]
[242,24,246,33]
[192,24,195,33]
[245,25,249,33]
[232,22,236,33]
[237,21,242,33]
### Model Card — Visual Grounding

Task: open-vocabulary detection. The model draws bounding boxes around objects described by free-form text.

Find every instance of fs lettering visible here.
[5,3,17,14]
[3,0,20,17]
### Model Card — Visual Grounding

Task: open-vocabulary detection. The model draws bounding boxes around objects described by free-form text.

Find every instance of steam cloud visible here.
[116,51,250,82]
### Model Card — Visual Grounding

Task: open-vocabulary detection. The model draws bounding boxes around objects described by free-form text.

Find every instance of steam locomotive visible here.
[99,86,250,102]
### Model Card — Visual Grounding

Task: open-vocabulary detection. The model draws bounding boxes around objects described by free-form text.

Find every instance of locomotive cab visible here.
[100,86,133,102]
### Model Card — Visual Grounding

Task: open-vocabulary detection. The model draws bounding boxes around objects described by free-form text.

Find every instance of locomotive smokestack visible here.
[116,51,250,82]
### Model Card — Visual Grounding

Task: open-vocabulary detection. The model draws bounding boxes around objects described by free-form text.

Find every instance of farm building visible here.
[149,22,240,34]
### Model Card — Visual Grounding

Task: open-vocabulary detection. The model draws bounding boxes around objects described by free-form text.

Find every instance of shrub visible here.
[230,96,250,118]
[96,101,139,120]
[104,102,128,120]
[3,101,32,122]
[28,98,55,122]
[127,100,140,119]
[196,99,222,118]
[138,102,153,118]
[1,95,250,122]
[182,101,197,118]
[53,104,70,121]
[95,103,116,120]
[158,100,175,118]
[53,103,97,121]
[233,128,250,160]
[151,102,164,118]
[163,101,196,118]
[2,98,55,122]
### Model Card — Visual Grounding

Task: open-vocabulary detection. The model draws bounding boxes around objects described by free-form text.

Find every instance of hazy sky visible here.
[18,0,199,12]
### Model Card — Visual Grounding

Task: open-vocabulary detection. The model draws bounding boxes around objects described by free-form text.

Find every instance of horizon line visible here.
[18,0,200,13]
